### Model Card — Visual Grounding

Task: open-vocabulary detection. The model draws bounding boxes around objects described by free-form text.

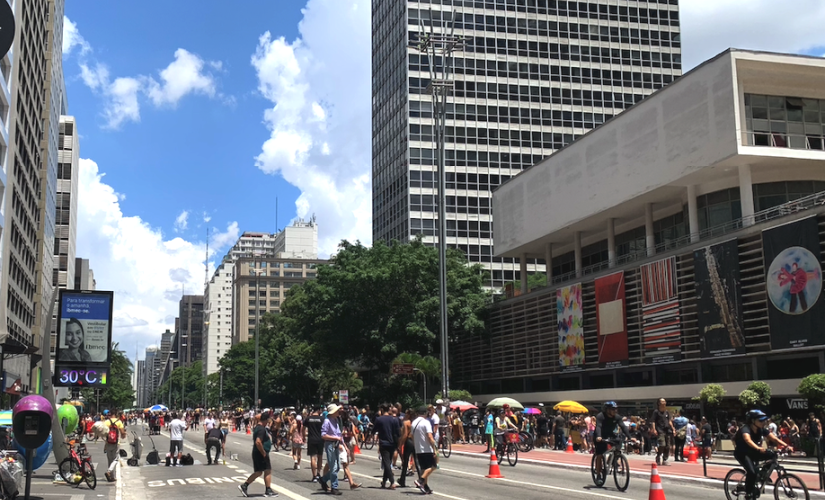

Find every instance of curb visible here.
[450,450,825,496]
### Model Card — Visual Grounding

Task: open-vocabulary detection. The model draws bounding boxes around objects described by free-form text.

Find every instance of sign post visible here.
[391,363,415,375]
[339,390,349,405]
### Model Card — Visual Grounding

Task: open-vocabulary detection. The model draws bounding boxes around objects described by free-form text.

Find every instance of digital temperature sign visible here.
[55,366,108,387]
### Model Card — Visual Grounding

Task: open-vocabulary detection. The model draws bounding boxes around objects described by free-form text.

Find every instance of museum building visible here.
[451,50,825,415]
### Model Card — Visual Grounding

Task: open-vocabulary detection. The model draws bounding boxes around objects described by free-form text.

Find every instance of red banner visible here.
[595,272,628,366]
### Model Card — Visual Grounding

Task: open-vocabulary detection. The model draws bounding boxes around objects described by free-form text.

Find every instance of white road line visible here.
[252,477,311,500]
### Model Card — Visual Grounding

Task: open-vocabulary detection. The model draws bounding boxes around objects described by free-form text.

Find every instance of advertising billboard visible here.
[54,290,114,387]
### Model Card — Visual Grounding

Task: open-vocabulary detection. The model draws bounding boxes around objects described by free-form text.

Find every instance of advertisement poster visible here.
[763,216,825,349]
[557,283,584,370]
[55,291,114,364]
[640,256,681,363]
[595,272,628,367]
[694,239,746,358]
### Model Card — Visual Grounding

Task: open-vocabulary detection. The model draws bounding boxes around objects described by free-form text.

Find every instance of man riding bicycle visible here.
[593,402,635,475]
[357,409,371,435]
[734,409,791,500]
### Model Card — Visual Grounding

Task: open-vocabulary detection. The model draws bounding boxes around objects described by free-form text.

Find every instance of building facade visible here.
[372,0,682,288]
[454,50,825,416]
[203,258,233,376]
[135,359,146,408]
[177,295,204,368]
[73,258,95,291]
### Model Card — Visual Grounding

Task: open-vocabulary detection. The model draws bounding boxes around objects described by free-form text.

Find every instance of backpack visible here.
[676,426,687,439]
[107,419,120,444]
[180,453,194,466]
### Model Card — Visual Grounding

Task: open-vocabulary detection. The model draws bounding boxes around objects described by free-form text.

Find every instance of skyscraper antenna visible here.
[276,197,279,233]
[205,226,209,289]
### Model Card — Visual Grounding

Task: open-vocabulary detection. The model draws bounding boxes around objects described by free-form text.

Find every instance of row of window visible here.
[410,170,519,189]
[745,94,825,151]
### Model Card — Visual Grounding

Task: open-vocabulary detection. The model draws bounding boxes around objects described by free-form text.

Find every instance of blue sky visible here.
[62,0,825,360]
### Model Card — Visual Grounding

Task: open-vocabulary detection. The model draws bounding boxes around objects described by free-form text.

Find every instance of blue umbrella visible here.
[149,404,168,412]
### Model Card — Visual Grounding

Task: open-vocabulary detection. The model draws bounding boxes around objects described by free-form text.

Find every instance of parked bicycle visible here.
[495,430,519,466]
[724,449,809,500]
[438,425,452,458]
[58,439,96,490]
[590,437,630,491]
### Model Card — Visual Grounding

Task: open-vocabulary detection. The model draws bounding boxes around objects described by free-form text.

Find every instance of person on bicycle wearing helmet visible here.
[734,409,791,500]
[593,402,635,476]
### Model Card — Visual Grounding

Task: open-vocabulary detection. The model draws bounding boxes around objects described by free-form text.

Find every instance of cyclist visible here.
[734,409,791,500]
[593,402,635,477]
[357,409,371,439]
[494,409,519,450]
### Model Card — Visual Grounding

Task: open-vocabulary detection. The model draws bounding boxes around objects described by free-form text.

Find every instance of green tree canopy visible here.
[81,343,134,412]
[695,383,726,406]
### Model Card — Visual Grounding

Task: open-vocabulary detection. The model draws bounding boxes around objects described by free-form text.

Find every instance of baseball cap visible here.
[296,415,302,422]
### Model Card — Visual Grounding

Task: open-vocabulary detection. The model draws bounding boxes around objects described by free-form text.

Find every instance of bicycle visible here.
[58,439,96,490]
[359,424,375,450]
[277,428,290,451]
[438,426,452,458]
[724,449,809,500]
[516,431,534,453]
[494,430,519,466]
[590,437,630,491]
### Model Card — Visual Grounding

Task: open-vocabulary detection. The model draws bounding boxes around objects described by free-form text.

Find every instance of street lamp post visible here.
[414,368,427,403]
[219,367,231,408]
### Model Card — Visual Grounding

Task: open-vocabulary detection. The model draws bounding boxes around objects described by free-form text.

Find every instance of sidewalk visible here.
[451,443,825,491]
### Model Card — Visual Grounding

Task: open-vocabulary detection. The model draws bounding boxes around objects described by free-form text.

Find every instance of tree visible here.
[154,360,206,409]
[505,273,549,292]
[81,343,134,412]
[746,381,771,406]
[695,383,726,406]
[798,374,825,413]
[434,389,473,402]
[738,389,761,407]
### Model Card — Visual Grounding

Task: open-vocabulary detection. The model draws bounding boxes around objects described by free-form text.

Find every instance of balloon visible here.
[15,432,52,471]
[57,404,79,434]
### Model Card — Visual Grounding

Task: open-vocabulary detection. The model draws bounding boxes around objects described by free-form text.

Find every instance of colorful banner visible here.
[694,239,746,358]
[640,256,681,363]
[557,283,584,370]
[595,272,628,367]
[763,216,825,349]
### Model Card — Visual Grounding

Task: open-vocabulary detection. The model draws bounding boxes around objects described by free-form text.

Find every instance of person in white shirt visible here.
[412,406,438,494]
[168,413,188,467]
[203,412,217,445]
[428,405,441,445]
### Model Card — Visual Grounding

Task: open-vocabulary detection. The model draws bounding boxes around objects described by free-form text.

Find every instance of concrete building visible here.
[372,0,682,289]
[0,0,65,396]
[142,346,160,405]
[177,295,204,368]
[135,359,146,408]
[73,258,95,291]
[203,258,233,376]
[454,50,825,416]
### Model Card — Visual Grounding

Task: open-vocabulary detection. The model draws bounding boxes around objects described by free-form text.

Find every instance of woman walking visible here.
[291,415,305,470]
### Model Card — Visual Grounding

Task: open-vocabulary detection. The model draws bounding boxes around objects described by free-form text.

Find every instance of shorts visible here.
[702,439,712,448]
[657,434,673,448]
[252,451,272,472]
[307,442,324,456]
[170,440,183,455]
[595,440,609,455]
[291,442,304,450]
[339,448,348,464]
[537,428,549,437]
[417,452,436,470]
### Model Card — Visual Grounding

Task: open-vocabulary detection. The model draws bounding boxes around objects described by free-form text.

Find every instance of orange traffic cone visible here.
[565,437,574,453]
[485,452,504,479]
[353,442,362,455]
[246,426,251,435]
[649,463,666,500]
[687,445,698,463]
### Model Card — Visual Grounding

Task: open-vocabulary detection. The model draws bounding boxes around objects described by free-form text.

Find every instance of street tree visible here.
[81,343,134,412]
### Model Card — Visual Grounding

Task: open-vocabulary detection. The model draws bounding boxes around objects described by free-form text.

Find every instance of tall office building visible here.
[73,258,95,291]
[176,295,204,368]
[0,0,65,395]
[143,346,160,405]
[372,0,682,288]
[135,359,146,408]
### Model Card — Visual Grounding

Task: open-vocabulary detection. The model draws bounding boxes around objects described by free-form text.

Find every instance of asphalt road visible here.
[117,423,734,500]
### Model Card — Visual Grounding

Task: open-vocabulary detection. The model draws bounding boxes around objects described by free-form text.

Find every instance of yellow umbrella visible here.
[553,400,589,414]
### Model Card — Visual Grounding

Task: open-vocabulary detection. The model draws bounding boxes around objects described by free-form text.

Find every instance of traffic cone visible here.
[353,442,362,455]
[485,452,504,479]
[649,463,666,500]
[686,445,698,464]
[246,426,251,435]
[565,437,574,453]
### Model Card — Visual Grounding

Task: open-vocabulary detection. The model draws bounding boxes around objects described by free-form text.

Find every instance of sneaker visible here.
[319,479,329,492]
[311,476,319,483]
[415,480,427,494]
[293,463,297,470]
[207,461,212,465]
[330,489,343,496]
[662,459,669,466]
[350,483,362,490]
[296,465,300,470]
[238,483,249,497]
[264,488,278,497]
[655,455,661,465]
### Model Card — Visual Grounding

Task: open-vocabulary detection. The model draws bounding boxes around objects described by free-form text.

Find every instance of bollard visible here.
[817,439,825,492]
[702,450,707,478]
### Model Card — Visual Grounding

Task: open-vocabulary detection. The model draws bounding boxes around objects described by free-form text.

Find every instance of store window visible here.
[697,187,741,230]
[753,181,825,211]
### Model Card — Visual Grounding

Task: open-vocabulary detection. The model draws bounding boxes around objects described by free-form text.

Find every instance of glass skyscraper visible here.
[372,0,682,288]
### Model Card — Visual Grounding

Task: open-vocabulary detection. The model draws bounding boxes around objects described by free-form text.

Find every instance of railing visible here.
[502,189,825,299]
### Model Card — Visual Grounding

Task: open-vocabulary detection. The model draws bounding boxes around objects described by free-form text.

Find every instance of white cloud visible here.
[62,16,90,56]
[146,48,218,107]
[211,222,240,249]
[76,158,238,350]
[104,77,142,129]
[681,1,825,69]
[79,63,108,91]
[251,0,372,255]
[174,210,189,232]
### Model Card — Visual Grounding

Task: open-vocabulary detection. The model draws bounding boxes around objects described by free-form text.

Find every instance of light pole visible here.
[248,252,265,412]
[414,368,427,403]
[220,366,231,409]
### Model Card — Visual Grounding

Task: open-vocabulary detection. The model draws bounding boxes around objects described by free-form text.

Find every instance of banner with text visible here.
[763,216,825,350]
[595,272,628,367]
[694,239,746,358]
[641,256,681,363]
[558,283,584,370]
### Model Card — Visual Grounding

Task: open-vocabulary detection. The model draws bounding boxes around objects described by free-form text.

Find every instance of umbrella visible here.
[148,404,168,413]
[486,397,524,410]
[523,408,541,415]
[450,401,477,411]
[553,401,589,414]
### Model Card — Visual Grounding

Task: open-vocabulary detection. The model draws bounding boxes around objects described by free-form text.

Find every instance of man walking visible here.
[168,412,188,467]
[412,406,437,494]
[103,410,126,482]
[205,424,225,465]
[552,412,566,450]
[304,406,325,483]
[239,411,277,498]
[375,404,401,489]
[651,398,674,466]
[319,404,344,496]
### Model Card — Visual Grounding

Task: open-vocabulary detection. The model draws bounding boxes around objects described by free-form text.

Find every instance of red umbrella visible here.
[450,400,477,411]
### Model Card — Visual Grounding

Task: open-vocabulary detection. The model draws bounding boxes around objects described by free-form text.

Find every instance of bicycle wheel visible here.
[280,436,290,451]
[517,432,533,453]
[59,457,81,485]
[724,468,747,500]
[82,461,96,490]
[590,453,607,487]
[495,445,504,464]
[507,444,518,466]
[773,473,809,500]
[613,454,630,492]
[442,436,452,458]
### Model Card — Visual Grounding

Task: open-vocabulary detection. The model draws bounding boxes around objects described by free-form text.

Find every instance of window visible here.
[745,94,825,150]
[697,187,741,231]
[753,181,825,211]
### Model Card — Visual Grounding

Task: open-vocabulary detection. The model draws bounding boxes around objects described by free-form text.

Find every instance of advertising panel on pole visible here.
[640,256,681,363]
[557,283,584,371]
[763,216,825,349]
[339,390,349,404]
[694,239,746,358]
[595,272,628,368]
[54,290,114,387]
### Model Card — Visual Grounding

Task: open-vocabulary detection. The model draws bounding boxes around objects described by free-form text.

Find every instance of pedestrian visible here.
[484,408,494,453]
[319,403,345,495]
[700,416,714,459]
[552,411,566,450]
[651,398,674,465]
[205,424,225,465]
[291,415,304,470]
[336,437,361,490]
[238,410,277,498]
[103,410,126,482]
[304,407,324,483]
[412,406,438,494]
[397,408,416,488]
[375,404,401,489]
[673,410,689,461]
[167,412,188,467]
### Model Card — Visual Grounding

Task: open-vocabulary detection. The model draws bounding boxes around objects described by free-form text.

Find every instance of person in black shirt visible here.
[205,427,225,465]
[734,410,790,500]
[375,405,401,489]
[593,401,634,477]
[238,411,276,498]
[304,407,325,483]
[651,398,674,465]
[536,414,549,449]
[700,417,714,459]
